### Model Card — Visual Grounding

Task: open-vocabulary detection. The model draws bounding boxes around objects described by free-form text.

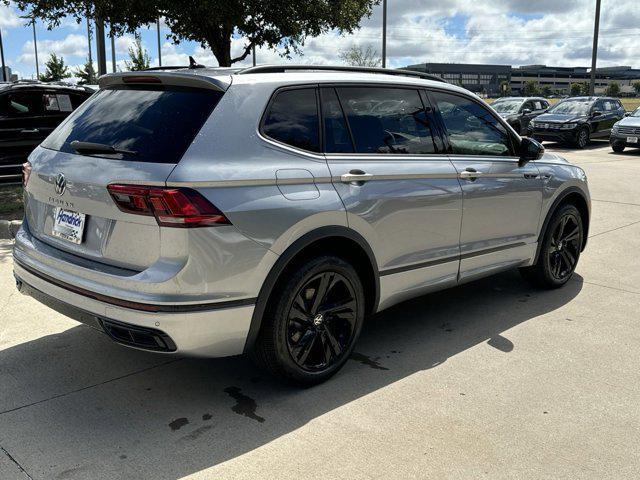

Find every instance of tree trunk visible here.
[208,34,232,67]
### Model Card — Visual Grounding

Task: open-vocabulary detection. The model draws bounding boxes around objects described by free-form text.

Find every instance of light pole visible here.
[32,19,39,78]
[381,0,387,68]
[95,17,107,75]
[0,26,6,82]
[252,45,256,66]
[110,27,116,72]
[589,0,601,96]
[156,17,162,67]
[86,15,92,68]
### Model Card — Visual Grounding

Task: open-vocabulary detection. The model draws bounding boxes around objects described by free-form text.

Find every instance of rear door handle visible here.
[524,172,539,179]
[20,128,40,134]
[341,170,373,184]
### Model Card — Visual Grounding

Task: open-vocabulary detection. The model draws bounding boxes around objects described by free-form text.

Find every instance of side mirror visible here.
[624,112,632,117]
[591,110,602,117]
[519,137,544,167]
[522,108,532,115]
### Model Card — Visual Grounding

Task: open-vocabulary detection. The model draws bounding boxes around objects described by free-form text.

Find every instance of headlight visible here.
[562,123,577,129]
[612,122,620,133]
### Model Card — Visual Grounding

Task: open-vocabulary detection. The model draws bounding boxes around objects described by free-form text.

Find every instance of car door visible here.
[0,89,47,183]
[322,85,463,309]
[519,100,536,132]
[429,89,543,283]
[590,99,616,138]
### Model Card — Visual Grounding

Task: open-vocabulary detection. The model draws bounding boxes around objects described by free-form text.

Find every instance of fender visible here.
[533,185,590,264]
[242,226,380,353]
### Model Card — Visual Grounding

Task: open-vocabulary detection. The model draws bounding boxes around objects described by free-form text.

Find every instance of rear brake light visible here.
[107,184,231,228]
[22,162,32,187]
[122,75,162,84]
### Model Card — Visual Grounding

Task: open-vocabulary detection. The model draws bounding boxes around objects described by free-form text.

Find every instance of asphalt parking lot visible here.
[1,141,639,480]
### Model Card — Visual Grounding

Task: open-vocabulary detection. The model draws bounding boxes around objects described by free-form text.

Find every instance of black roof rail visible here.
[237,64,447,83]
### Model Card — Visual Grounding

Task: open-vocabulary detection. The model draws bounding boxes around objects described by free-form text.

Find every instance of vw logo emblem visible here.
[55,173,67,196]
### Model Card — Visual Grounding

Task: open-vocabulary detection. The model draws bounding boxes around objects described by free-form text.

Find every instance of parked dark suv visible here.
[0,81,94,184]
[491,97,549,135]
[528,96,625,148]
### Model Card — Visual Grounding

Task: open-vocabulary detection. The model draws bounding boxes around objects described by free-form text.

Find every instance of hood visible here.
[496,111,517,120]
[535,113,586,123]
[537,152,570,165]
[618,116,640,127]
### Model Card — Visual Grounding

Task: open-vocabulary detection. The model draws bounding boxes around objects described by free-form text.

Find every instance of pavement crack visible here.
[588,219,640,239]
[581,280,640,296]
[1,445,34,480]
[591,198,640,207]
[0,359,181,417]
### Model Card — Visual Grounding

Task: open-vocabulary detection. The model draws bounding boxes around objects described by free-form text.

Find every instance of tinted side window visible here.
[7,91,43,116]
[263,88,320,152]
[336,87,437,154]
[432,91,514,157]
[321,87,353,153]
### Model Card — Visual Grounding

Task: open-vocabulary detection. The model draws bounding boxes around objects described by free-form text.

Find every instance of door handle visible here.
[20,128,40,134]
[340,170,373,184]
[459,168,482,180]
[523,172,539,179]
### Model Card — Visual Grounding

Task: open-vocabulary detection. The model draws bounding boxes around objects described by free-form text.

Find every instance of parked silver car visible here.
[610,107,640,152]
[13,66,591,385]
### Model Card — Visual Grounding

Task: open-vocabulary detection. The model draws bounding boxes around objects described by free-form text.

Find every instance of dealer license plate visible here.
[52,207,86,244]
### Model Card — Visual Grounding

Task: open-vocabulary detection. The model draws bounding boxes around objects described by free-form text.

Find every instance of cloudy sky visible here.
[1,0,639,80]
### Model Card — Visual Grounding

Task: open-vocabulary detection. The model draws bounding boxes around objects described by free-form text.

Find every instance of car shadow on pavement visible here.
[541,140,609,151]
[0,270,583,479]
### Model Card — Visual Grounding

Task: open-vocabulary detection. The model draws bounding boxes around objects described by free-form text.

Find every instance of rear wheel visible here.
[612,144,625,153]
[520,204,583,289]
[575,127,590,149]
[252,255,365,386]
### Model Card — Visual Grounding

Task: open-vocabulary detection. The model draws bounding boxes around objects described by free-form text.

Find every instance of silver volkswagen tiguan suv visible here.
[13,65,590,385]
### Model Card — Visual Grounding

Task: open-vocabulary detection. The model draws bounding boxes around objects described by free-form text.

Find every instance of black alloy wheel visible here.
[286,271,357,372]
[576,128,590,148]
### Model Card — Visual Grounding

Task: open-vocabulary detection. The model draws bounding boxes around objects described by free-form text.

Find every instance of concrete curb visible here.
[0,220,21,240]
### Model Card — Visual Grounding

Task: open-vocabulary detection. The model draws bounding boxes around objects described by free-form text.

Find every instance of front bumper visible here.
[610,133,640,148]
[13,259,255,358]
[528,127,579,143]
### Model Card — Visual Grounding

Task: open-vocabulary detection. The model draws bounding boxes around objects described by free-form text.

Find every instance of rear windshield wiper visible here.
[70,140,138,156]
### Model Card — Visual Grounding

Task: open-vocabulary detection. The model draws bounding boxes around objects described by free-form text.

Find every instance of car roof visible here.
[562,96,616,102]
[1,81,94,94]
[493,97,546,102]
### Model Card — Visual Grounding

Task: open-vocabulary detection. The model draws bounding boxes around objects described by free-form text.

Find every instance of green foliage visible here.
[523,80,539,96]
[633,81,640,95]
[605,81,621,97]
[74,57,97,84]
[540,85,552,97]
[339,44,380,67]
[570,82,589,96]
[125,38,151,71]
[499,80,510,96]
[7,0,380,67]
[39,52,70,82]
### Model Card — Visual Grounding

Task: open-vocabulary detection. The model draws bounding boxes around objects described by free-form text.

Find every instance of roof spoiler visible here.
[237,65,447,83]
[98,70,230,91]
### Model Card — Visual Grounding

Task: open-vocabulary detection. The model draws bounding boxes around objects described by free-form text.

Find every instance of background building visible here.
[1,66,18,82]
[405,62,640,97]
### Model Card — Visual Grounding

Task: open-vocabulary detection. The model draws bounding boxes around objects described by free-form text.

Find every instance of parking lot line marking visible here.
[588,219,640,239]
[0,445,33,480]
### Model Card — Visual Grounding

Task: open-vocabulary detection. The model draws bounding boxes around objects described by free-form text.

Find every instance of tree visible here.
[74,57,97,84]
[541,85,552,97]
[523,80,539,96]
[633,81,640,96]
[570,82,582,96]
[339,44,380,67]
[7,0,380,67]
[125,37,151,71]
[39,53,70,82]
[605,81,620,97]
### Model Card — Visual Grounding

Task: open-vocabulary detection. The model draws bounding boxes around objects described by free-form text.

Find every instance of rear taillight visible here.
[22,162,32,187]
[107,184,231,228]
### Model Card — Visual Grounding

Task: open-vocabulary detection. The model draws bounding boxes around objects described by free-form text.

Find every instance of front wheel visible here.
[612,144,625,153]
[520,204,583,289]
[252,255,365,386]
[575,127,590,149]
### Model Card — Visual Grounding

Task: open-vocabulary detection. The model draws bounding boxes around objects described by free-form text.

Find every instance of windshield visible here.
[632,108,640,118]
[492,101,523,114]
[42,85,223,163]
[548,100,591,116]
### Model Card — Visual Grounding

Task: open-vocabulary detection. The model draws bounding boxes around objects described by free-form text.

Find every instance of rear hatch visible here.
[23,73,226,270]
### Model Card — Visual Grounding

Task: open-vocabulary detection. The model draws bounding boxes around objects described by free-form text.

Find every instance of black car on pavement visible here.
[528,96,625,148]
[0,81,94,184]
[610,107,640,153]
[491,96,550,135]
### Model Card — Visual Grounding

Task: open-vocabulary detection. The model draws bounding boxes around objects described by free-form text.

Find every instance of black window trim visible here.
[259,83,324,157]
[326,83,447,158]
[425,87,520,159]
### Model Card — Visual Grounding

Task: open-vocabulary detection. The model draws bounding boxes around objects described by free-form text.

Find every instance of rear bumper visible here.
[13,259,255,358]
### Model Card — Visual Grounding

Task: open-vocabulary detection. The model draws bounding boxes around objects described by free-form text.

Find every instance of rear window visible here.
[42,85,222,163]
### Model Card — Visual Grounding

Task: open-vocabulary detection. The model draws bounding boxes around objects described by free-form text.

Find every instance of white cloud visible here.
[0,4,21,28]
[17,34,89,65]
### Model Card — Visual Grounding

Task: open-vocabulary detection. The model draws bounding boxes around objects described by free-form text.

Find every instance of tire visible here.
[612,144,625,153]
[575,127,590,149]
[520,204,583,289]
[252,254,365,386]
